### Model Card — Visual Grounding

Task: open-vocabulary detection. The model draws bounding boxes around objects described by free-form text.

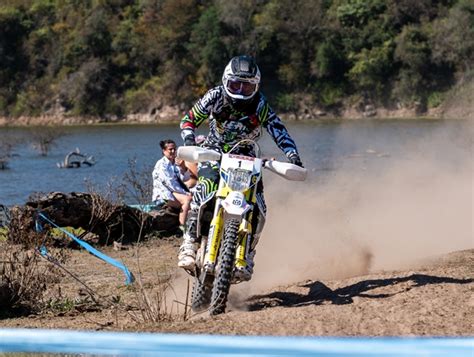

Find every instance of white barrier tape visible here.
[0,329,472,356]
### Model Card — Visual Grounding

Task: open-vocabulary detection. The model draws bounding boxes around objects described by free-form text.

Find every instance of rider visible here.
[177,55,303,281]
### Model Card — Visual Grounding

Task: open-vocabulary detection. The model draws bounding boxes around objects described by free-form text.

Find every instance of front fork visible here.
[202,190,255,276]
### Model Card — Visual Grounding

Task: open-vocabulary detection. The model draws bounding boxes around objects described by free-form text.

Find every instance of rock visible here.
[8,192,179,246]
[363,104,376,117]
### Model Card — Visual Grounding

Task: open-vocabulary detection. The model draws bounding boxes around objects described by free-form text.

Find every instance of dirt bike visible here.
[177,140,307,315]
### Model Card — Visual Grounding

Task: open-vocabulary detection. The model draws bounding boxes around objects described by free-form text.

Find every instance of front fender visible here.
[222,191,251,217]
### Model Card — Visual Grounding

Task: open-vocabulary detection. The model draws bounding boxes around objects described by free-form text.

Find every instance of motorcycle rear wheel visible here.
[210,218,239,315]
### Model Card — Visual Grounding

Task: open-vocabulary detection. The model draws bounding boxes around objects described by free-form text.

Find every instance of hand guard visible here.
[288,152,304,168]
[184,135,196,146]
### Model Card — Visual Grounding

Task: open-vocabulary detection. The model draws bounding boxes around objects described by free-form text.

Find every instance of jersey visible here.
[180,86,300,157]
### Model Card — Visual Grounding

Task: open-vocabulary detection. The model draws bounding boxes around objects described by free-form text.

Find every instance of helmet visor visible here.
[226,78,257,97]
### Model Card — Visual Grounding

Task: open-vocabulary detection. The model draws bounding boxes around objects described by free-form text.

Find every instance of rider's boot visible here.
[177,234,198,269]
[233,250,256,282]
[177,210,199,269]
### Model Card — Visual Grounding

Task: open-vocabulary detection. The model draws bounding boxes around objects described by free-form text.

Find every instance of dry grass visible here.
[0,241,67,316]
[128,267,189,323]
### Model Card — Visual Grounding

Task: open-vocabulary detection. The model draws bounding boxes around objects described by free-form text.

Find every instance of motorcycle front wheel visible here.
[209,218,239,315]
[191,271,212,313]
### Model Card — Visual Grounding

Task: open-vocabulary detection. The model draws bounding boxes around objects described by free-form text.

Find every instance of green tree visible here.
[256,0,327,92]
[215,0,262,55]
[187,5,228,94]
[59,58,110,115]
[349,40,394,96]
[430,0,474,76]
[0,6,30,115]
[393,24,432,103]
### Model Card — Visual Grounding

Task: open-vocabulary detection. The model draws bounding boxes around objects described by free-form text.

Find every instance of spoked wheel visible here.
[210,219,239,315]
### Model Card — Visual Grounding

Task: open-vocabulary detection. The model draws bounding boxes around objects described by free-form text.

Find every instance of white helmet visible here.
[222,55,261,101]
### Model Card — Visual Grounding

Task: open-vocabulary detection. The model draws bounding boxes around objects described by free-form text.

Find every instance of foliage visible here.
[0,0,469,116]
[0,227,7,241]
[276,93,300,116]
[348,40,394,96]
[429,0,474,76]
[427,91,444,108]
[50,226,86,240]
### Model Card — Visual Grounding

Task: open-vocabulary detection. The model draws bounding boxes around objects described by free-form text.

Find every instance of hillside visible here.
[1,1,472,120]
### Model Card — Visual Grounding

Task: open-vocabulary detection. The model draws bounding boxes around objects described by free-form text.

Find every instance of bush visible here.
[0,241,66,316]
[275,93,299,115]
[319,84,344,107]
[124,77,162,114]
[427,91,443,109]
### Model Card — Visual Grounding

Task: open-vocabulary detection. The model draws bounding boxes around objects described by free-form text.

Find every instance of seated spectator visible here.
[152,139,192,230]
[176,158,198,189]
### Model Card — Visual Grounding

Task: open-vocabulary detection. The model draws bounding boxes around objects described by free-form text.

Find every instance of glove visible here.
[288,152,304,168]
[184,135,196,146]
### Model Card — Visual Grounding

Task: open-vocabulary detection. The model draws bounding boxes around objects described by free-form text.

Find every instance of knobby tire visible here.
[210,218,239,315]
[191,272,212,312]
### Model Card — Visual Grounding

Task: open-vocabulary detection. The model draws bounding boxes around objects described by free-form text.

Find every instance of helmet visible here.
[222,55,261,102]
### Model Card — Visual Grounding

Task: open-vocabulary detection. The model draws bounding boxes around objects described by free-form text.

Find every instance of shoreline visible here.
[0,111,466,128]
[0,97,472,127]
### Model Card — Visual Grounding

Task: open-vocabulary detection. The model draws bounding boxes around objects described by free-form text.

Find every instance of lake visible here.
[0,119,471,207]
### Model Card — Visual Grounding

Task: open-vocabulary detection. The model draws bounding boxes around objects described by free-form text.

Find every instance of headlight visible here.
[227,169,252,192]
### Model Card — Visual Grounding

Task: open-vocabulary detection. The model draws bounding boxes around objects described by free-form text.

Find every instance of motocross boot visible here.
[233,250,256,282]
[177,210,199,269]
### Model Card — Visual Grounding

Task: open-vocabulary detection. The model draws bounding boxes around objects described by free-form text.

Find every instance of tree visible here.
[0,6,29,115]
[255,0,327,92]
[187,5,228,93]
[348,40,394,97]
[0,135,23,169]
[59,58,110,115]
[29,127,66,156]
[429,0,474,77]
[393,25,432,103]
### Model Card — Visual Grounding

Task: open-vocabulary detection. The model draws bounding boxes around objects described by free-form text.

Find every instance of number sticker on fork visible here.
[232,197,242,206]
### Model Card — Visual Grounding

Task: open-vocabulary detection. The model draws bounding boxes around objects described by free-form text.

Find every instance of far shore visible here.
[0,106,470,128]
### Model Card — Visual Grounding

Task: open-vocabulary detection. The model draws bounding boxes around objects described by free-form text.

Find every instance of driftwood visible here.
[57,148,96,168]
[8,192,179,245]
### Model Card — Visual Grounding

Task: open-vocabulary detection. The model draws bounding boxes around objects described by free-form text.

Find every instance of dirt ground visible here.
[0,236,472,336]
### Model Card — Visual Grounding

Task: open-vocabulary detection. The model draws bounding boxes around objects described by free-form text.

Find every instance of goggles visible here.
[226,78,257,97]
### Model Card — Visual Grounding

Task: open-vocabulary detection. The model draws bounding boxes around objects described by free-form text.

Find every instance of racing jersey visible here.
[180,86,300,157]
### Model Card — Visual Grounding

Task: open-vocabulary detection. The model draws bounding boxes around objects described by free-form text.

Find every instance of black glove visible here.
[184,135,196,146]
[288,152,304,168]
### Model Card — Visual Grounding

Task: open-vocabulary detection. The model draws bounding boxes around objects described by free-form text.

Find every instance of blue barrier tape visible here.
[128,204,161,213]
[36,212,134,285]
[0,329,472,356]
[35,218,43,232]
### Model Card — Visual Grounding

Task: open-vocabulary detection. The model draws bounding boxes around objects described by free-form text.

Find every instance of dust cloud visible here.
[242,120,473,295]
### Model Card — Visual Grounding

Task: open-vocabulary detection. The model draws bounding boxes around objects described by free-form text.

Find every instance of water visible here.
[0,120,471,206]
